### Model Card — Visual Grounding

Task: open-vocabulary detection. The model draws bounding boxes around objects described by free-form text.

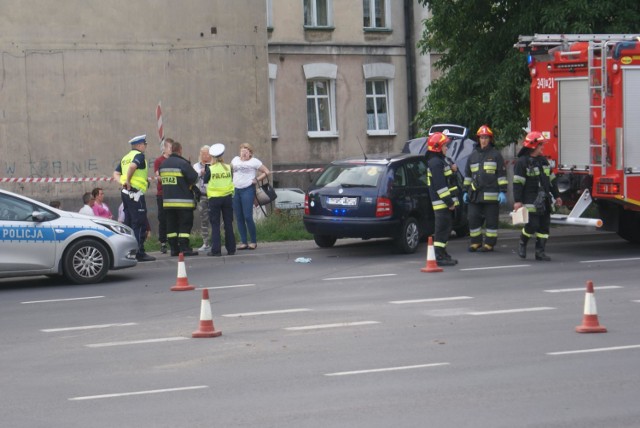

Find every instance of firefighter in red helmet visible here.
[512,131,562,261]
[426,132,458,266]
[463,125,508,252]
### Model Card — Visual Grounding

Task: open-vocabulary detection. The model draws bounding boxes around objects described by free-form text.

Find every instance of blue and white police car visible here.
[0,189,138,284]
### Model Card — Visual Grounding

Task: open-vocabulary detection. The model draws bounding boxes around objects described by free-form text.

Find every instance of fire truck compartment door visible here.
[623,68,640,173]
[558,78,589,170]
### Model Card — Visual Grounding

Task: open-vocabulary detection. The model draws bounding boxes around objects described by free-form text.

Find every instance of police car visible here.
[0,189,138,284]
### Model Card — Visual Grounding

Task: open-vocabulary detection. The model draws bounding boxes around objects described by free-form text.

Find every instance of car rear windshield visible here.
[315,164,386,188]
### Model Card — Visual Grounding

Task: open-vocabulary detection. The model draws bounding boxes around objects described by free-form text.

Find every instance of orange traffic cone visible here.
[171,252,196,291]
[576,280,607,333]
[421,236,443,273]
[192,289,222,338]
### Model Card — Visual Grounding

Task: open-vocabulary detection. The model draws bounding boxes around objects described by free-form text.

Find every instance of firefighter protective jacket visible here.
[463,145,508,203]
[427,152,456,210]
[512,155,560,211]
[159,153,198,209]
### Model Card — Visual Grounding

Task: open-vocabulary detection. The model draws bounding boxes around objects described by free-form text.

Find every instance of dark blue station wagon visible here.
[303,154,435,253]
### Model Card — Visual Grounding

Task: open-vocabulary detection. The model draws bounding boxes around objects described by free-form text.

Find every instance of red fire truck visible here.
[515,34,640,243]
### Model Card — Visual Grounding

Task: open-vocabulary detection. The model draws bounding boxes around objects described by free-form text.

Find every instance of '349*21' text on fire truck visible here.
[515,34,640,244]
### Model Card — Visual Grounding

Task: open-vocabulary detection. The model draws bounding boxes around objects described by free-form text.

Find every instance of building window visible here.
[363,0,389,29]
[303,63,338,137]
[363,63,395,135]
[269,64,277,138]
[304,0,332,28]
[267,0,273,29]
[366,80,389,131]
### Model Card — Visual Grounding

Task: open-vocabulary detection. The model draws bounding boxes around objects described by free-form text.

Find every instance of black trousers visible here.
[165,209,194,244]
[433,209,453,249]
[208,195,236,254]
[156,195,167,244]
[523,211,551,239]
[468,202,500,246]
[121,192,148,254]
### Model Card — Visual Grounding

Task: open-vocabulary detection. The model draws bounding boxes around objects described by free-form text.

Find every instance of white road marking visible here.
[467,307,555,315]
[42,323,137,333]
[547,344,640,356]
[85,337,188,348]
[21,296,104,304]
[544,285,623,293]
[633,300,640,303]
[198,283,256,290]
[222,308,311,317]
[285,321,380,331]
[580,257,640,263]
[325,362,450,377]
[322,274,397,281]
[390,296,473,304]
[459,265,530,271]
[69,385,209,401]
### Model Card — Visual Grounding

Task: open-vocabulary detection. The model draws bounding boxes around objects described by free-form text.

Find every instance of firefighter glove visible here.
[498,192,507,205]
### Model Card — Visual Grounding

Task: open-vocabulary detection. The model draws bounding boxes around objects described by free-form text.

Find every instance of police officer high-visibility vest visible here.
[119,149,149,193]
[206,162,234,198]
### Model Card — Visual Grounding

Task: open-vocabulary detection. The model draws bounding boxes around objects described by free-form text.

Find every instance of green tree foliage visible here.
[415,0,640,147]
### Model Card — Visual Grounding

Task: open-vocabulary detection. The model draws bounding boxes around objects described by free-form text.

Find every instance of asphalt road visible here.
[1,227,639,427]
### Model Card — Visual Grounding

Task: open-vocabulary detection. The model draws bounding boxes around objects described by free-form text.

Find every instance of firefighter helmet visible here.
[523,131,547,149]
[476,125,494,138]
[427,132,450,153]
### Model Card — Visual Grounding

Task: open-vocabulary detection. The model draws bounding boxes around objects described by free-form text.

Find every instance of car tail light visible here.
[375,197,392,217]
[304,194,310,215]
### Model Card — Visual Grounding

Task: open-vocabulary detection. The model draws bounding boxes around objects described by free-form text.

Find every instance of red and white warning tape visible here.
[0,168,325,184]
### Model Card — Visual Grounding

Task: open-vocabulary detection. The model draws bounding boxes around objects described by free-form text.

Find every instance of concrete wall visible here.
[0,0,271,213]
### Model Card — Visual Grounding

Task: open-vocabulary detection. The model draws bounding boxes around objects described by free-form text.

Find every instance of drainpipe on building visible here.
[404,0,417,138]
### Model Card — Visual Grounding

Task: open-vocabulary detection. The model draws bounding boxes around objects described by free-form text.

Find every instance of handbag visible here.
[254,178,277,207]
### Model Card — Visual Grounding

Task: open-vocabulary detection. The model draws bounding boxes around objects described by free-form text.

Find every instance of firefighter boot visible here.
[535,238,551,261]
[179,238,199,257]
[517,234,528,259]
[168,238,180,257]
[436,247,457,267]
[444,248,459,265]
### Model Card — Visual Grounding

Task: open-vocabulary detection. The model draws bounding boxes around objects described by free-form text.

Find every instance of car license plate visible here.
[327,197,357,206]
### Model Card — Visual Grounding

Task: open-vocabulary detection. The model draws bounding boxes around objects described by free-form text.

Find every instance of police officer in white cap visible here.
[203,143,236,256]
[113,134,155,262]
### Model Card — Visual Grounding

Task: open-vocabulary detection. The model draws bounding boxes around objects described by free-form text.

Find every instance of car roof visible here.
[329,153,421,166]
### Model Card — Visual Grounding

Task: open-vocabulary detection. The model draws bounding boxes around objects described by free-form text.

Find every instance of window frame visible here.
[268,63,278,139]
[303,0,333,28]
[303,63,338,138]
[363,0,391,30]
[363,63,396,136]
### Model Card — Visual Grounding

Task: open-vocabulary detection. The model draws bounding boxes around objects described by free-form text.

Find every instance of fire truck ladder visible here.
[587,41,607,173]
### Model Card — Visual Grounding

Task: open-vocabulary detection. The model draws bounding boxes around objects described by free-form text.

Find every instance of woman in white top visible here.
[231,143,270,249]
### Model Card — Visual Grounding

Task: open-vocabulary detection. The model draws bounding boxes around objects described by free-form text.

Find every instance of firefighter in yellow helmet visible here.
[426,132,458,266]
[463,125,508,252]
[513,131,562,261]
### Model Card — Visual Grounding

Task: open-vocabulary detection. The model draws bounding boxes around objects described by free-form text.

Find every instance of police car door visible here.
[0,193,57,274]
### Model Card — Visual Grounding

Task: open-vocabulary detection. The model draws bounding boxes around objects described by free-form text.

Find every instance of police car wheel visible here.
[395,217,420,254]
[63,239,110,284]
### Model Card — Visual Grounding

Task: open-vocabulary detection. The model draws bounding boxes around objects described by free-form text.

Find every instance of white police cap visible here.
[209,143,225,157]
[128,134,147,145]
